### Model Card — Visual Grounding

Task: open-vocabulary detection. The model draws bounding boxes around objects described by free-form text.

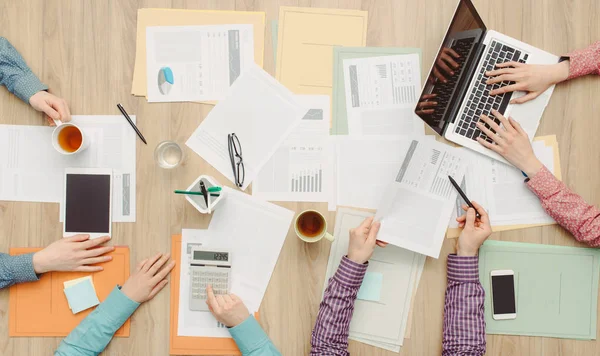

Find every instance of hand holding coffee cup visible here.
[52,122,89,155]
[348,217,387,265]
[295,210,334,243]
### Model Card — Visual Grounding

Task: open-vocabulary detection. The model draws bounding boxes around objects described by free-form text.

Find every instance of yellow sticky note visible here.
[63,276,97,294]
[275,7,367,110]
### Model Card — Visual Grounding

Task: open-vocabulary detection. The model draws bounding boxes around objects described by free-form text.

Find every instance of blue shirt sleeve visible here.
[0,252,40,289]
[228,315,281,356]
[0,36,48,103]
[55,286,140,356]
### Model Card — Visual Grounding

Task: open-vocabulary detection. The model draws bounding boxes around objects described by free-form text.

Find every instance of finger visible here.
[142,253,163,272]
[490,83,522,96]
[508,117,527,136]
[79,235,111,250]
[486,74,518,85]
[136,258,149,271]
[151,260,176,284]
[46,116,56,126]
[73,265,103,272]
[495,61,524,69]
[477,137,503,154]
[479,114,504,135]
[433,67,447,82]
[66,234,90,243]
[510,92,538,104]
[367,221,381,245]
[216,295,227,308]
[416,109,435,115]
[437,57,454,75]
[485,67,516,77]
[458,222,465,228]
[82,245,115,258]
[222,294,234,305]
[62,100,72,122]
[417,101,438,108]
[462,204,469,211]
[358,216,374,231]
[41,103,61,121]
[421,93,437,100]
[375,240,388,248]
[230,294,242,302]
[456,215,466,222]
[465,207,476,228]
[471,201,490,225]
[475,120,502,143]
[51,99,69,122]
[81,255,113,265]
[147,279,169,300]
[206,285,219,310]
[441,53,459,69]
[490,109,514,134]
[445,47,460,58]
[148,253,171,276]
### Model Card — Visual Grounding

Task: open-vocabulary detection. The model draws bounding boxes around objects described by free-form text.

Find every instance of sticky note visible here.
[357,272,383,302]
[64,278,100,314]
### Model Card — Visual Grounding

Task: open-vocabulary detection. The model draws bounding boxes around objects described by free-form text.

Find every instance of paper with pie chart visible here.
[146,24,255,103]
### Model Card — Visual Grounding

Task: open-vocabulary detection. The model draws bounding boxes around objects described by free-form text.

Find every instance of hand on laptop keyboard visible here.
[433,47,461,83]
[486,60,570,104]
[416,93,438,115]
[475,109,543,177]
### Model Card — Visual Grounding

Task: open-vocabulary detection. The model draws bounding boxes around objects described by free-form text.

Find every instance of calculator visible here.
[189,247,232,311]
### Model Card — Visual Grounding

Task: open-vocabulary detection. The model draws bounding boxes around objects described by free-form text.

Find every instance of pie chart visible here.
[157,67,174,95]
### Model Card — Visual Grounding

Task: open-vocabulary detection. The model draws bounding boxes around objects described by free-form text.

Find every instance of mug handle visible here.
[52,118,63,126]
[323,232,335,242]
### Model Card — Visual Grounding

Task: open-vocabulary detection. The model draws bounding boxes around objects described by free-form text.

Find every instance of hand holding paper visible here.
[348,217,382,264]
[455,201,492,256]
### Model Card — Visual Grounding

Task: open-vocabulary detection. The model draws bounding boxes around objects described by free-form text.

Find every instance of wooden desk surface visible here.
[0,0,598,355]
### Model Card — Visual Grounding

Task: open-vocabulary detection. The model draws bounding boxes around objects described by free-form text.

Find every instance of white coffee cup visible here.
[294,210,335,243]
[52,122,89,155]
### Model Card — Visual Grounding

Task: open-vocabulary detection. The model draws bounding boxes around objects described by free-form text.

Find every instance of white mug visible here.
[52,122,89,155]
[294,210,335,243]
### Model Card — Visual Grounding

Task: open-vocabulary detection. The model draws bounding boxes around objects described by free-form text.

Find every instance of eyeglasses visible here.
[228,133,245,188]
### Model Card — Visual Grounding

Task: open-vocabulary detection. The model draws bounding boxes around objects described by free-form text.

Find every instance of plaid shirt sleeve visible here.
[310,256,367,356]
[526,165,600,246]
[442,254,486,356]
[564,41,600,80]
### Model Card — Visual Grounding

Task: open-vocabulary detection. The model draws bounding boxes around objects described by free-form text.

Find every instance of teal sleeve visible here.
[228,316,281,356]
[0,37,48,103]
[0,252,40,289]
[54,286,140,356]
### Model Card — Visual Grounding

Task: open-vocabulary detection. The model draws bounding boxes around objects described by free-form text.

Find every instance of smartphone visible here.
[63,168,112,239]
[490,270,516,320]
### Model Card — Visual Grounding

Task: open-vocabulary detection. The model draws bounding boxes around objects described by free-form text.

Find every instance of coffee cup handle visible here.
[323,232,335,242]
[52,118,63,126]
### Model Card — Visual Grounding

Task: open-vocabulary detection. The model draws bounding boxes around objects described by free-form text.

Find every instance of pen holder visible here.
[186,175,224,214]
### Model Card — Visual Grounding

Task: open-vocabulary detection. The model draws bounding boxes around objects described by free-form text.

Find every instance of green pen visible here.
[207,186,222,192]
[174,190,220,197]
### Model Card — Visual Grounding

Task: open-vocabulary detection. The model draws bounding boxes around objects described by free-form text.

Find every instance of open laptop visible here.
[415,0,558,163]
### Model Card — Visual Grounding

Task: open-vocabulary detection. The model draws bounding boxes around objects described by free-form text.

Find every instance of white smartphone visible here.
[490,270,517,320]
[63,168,112,239]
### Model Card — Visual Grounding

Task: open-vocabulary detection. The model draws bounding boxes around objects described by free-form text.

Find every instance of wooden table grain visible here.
[0,0,598,355]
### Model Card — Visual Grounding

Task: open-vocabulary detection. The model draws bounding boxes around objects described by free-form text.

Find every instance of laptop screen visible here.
[416,0,486,135]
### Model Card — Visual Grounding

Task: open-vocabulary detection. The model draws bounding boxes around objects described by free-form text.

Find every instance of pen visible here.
[117,103,147,145]
[174,190,220,197]
[199,181,209,210]
[448,175,481,219]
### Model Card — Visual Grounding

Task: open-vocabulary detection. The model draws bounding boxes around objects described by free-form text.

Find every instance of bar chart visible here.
[290,167,323,193]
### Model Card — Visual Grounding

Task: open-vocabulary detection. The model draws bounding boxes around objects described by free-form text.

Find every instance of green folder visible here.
[331,47,421,135]
[479,240,600,340]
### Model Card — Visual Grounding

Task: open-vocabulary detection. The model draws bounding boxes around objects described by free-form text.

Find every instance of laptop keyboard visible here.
[429,37,476,125]
[454,40,528,142]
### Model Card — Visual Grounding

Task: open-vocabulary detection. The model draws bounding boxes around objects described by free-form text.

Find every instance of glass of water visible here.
[154,141,184,169]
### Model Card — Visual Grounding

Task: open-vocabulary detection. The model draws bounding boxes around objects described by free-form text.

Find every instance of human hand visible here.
[29,91,71,126]
[455,201,492,256]
[475,109,543,177]
[347,217,385,264]
[486,61,569,104]
[433,47,460,83]
[416,93,438,116]
[121,253,175,303]
[206,285,250,327]
[32,235,114,274]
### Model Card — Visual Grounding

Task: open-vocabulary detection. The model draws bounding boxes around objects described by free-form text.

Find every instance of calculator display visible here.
[193,251,229,261]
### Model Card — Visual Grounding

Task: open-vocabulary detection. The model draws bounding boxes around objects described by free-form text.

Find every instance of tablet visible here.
[63,168,112,239]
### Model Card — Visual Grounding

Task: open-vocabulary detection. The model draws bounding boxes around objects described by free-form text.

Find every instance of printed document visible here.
[343,54,424,136]
[375,139,465,258]
[0,116,137,222]
[146,25,254,103]
[186,64,307,190]
[253,95,335,209]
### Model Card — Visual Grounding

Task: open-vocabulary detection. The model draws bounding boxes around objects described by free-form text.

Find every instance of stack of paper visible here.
[447,135,561,238]
[324,208,425,352]
[0,116,137,222]
[63,276,100,314]
[479,240,600,339]
[177,188,294,338]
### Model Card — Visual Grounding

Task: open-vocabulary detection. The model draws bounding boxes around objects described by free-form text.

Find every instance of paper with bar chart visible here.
[253,95,335,209]
[343,54,424,136]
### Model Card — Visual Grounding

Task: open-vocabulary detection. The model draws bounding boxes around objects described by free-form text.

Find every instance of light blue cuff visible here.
[13,71,47,103]
[95,286,140,326]
[229,315,270,354]
[11,253,40,283]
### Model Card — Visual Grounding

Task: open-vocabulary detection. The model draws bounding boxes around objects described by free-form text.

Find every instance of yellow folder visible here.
[446,135,562,238]
[131,8,265,98]
[275,6,367,123]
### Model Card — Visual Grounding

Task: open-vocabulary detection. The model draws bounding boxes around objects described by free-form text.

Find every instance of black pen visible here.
[199,181,209,209]
[117,103,147,145]
[448,175,481,219]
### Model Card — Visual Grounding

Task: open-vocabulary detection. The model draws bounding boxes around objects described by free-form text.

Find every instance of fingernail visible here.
[450,71,454,75]
[444,80,448,83]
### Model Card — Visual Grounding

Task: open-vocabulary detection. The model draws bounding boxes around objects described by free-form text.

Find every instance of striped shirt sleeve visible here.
[442,254,486,356]
[310,256,367,356]
[564,41,600,80]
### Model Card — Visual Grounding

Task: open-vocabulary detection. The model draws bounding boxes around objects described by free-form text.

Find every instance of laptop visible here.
[415,0,558,163]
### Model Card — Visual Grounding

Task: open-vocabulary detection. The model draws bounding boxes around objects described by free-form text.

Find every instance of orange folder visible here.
[170,235,259,355]
[9,247,130,337]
